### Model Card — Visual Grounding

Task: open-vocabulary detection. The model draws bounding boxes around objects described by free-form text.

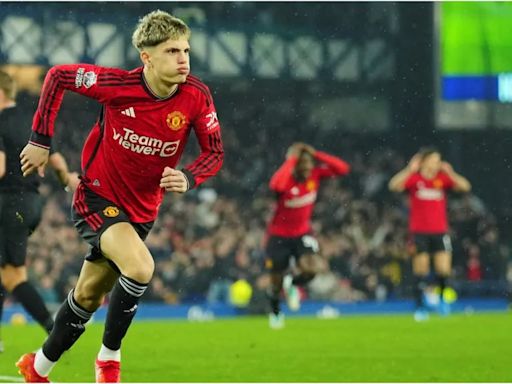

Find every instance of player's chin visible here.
[171,73,188,83]
[162,74,187,85]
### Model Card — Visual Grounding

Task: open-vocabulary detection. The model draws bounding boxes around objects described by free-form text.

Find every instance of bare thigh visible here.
[0,265,27,292]
[99,222,154,284]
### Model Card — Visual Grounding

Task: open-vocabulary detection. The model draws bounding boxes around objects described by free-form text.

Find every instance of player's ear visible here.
[140,50,151,67]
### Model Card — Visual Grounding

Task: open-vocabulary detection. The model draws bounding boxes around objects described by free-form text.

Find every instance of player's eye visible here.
[165,48,190,55]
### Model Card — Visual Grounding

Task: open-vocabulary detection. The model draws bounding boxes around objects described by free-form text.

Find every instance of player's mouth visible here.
[177,67,189,75]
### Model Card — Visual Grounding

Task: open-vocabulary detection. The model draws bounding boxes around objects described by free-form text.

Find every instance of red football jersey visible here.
[267,151,350,237]
[30,64,223,223]
[404,171,455,234]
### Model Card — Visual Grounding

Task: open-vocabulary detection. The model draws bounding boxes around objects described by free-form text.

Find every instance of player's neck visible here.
[294,171,310,181]
[420,169,436,179]
[142,68,178,98]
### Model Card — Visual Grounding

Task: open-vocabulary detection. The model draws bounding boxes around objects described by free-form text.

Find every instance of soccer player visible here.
[0,70,79,353]
[16,10,223,383]
[389,148,471,321]
[265,142,350,329]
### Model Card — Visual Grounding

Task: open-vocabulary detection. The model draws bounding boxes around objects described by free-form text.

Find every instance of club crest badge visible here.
[433,179,444,189]
[306,180,317,191]
[166,111,187,131]
[103,206,120,218]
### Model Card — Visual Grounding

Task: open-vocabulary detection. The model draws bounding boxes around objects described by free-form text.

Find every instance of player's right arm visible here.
[269,143,301,192]
[21,64,124,176]
[388,154,421,192]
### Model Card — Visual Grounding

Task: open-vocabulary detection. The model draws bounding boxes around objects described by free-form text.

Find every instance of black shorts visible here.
[72,183,153,268]
[265,234,319,272]
[411,233,452,255]
[0,191,43,267]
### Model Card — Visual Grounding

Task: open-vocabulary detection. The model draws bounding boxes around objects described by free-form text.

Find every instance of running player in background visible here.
[265,142,350,329]
[0,70,79,353]
[389,147,471,321]
[16,10,223,383]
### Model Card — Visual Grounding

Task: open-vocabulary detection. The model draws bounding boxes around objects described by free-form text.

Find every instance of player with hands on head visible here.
[389,147,470,321]
[265,142,350,329]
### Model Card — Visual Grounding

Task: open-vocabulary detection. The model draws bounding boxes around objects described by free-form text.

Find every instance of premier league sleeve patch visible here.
[83,71,97,88]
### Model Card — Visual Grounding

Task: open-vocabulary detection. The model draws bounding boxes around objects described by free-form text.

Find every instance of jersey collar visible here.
[141,72,179,101]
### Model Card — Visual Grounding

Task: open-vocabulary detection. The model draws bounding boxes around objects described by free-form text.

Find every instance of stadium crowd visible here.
[5,92,511,312]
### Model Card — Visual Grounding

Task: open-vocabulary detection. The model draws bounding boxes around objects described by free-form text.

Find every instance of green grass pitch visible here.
[1,312,511,382]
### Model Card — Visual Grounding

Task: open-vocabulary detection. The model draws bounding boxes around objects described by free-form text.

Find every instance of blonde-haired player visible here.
[16,10,223,382]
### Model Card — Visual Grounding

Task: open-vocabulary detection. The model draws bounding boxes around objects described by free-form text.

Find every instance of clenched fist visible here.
[20,143,49,177]
[160,167,189,193]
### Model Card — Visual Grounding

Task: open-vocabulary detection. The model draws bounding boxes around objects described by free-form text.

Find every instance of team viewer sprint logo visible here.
[166,111,187,131]
[113,127,180,157]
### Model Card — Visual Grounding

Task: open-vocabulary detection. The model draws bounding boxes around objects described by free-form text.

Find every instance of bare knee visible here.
[0,266,27,292]
[434,252,452,276]
[413,253,430,276]
[100,223,154,283]
[120,249,154,284]
[435,267,451,277]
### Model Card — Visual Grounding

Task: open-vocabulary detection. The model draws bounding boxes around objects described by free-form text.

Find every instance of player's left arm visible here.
[441,161,471,192]
[162,88,224,193]
[308,145,350,177]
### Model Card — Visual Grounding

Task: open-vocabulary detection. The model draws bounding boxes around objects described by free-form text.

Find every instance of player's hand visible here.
[440,161,454,175]
[160,167,188,193]
[286,143,303,159]
[408,154,421,173]
[66,171,81,192]
[20,143,49,177]
[301,143,316,156]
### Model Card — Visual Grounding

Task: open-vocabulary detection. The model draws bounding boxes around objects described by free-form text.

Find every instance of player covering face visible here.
[16,10,223,383]
[265,142,350,329]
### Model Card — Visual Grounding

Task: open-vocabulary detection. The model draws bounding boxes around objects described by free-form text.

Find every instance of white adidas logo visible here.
[121,107,136,118]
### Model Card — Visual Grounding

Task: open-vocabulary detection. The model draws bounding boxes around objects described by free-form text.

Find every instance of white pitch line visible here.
[0,375,24,382]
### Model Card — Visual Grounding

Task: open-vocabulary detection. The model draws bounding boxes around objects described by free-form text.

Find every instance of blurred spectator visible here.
[466,244,482,282]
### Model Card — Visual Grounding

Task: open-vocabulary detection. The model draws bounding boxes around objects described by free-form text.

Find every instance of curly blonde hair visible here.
[132,10,191,51]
